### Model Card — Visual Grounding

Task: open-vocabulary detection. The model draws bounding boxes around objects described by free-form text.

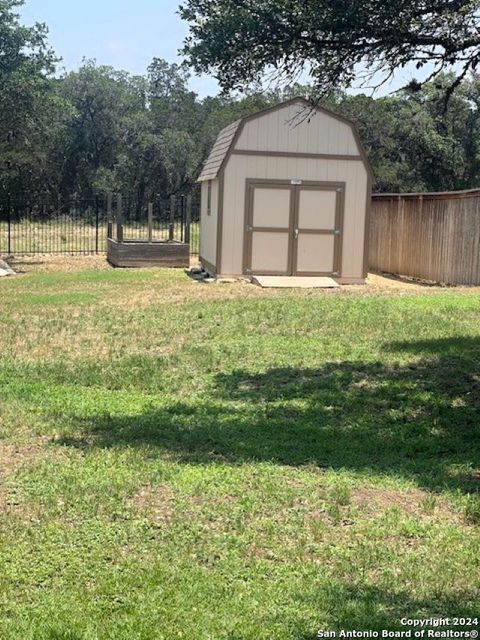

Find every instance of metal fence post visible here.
[95,196,99,253]
[117,195,124,243]
[185,195,192,246]
[107,193,113,240]
[7,203,12,255]
[148,202,153,243]
[169,195,175,242]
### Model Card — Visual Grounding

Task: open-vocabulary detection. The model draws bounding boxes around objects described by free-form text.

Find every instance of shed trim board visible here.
[243,179,345,277]
[231,150,363,161]
[198,97,372,280]
[362,172,373,280]
[200,257,217,277]
[215,173,225,274]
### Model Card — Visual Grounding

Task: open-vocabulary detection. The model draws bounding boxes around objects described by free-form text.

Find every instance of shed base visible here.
[335,277,367,285]
[252,276,340,289]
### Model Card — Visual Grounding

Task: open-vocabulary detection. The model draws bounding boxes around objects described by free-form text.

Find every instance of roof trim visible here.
[197,97,373,182]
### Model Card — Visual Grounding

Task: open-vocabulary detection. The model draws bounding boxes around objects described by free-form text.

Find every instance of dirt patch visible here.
[366,273,434,290]
[0,438,50,478]
[0,437,52,518]
[351,486,461,523]
[187,494,238,508]
[9,254,112,274]
[129,484,176,523]
[365,272,480,294]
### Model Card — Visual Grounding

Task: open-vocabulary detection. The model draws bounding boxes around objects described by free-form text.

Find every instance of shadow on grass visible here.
[296,583,480,635]
[39,582,480,638]
[54,337,480,495]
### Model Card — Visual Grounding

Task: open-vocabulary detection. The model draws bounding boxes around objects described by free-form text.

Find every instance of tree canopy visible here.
[0,1,479,205]
[0,0,59,198]
[179,0,480,99]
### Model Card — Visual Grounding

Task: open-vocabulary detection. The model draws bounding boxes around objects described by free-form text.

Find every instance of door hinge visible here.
[334,230,342,235]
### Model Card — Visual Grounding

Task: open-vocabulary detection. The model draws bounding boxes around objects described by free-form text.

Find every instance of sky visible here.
[19,0,438,99]
[19,0,220,96]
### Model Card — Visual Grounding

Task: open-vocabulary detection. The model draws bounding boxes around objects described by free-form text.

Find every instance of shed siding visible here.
[200,178,219,268]
[235,103,359,156]
[220,154,368,278]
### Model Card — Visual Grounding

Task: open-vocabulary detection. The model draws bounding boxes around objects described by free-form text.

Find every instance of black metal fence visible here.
[0,193,201,258]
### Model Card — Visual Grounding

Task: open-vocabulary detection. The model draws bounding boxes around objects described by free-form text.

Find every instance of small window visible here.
[207,181,212,215]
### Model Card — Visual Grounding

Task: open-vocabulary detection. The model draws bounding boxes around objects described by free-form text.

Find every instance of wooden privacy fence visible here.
[369,189,480,285]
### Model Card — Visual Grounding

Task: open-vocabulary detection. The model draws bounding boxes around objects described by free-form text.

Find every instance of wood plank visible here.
[370,191,480,285]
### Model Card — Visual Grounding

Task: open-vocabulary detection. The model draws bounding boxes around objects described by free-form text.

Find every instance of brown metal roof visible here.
[198,119,242,182]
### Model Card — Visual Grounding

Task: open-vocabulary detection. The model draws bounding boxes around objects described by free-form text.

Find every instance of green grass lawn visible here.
[0,260,479,639]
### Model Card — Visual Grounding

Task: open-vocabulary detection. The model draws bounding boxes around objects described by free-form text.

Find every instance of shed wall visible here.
[220,155,368,278]
[200,178,219,269]
[235,103,359,155]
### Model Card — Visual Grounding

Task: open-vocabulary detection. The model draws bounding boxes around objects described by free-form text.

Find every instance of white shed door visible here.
[247,185,293,274]
[294,186,341,275]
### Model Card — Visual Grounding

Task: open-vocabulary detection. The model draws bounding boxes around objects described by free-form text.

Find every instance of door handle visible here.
[294,229,299,240]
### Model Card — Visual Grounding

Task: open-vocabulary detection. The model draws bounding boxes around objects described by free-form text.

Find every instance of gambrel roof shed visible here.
[198,97,373,284]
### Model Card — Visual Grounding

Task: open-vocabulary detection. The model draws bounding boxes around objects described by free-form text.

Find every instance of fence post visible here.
[107,193,113,240]
[95,196,99,253]
[148,202,153,243]
[169,195,175,242]
[7,202,12,255]
[117,195,124,243]
[185,195,192,245]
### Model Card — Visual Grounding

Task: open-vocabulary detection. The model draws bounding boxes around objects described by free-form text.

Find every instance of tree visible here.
[57,62,148,199]
[0,0,59,199]
[179,0,480,99]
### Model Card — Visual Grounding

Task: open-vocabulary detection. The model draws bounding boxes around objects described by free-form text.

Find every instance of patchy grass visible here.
[0,258,479,639]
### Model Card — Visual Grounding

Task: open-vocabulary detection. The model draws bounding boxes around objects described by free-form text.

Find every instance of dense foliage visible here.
[0,1,479,204]
[180,0,480,100]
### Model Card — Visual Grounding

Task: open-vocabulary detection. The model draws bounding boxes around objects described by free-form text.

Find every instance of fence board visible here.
[370,189,480,285]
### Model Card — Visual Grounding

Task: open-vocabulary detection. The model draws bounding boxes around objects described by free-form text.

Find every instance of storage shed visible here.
[198,97,373,284]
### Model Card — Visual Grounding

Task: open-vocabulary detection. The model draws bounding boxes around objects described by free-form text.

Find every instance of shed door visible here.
[244,184,294,275]
[293,186,343,276]
[244,181,344,277]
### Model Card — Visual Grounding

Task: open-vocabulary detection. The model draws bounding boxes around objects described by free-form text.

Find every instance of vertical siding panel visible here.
[296,109,309,153]
[199,179,219,266]
[257,113,268,150]
[236,103,357,155]
[287,105,298,153]
[250,118,260,150]
[351,163,363,274]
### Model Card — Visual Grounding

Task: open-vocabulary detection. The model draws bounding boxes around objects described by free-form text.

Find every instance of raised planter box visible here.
[107,238,190,268]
